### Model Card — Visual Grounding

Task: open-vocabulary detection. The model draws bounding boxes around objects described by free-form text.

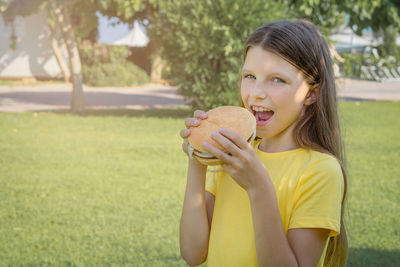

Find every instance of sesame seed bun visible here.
[187,106,256,166]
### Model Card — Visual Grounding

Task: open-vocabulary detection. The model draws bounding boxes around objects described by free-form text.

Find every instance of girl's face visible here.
[241,46,312,147]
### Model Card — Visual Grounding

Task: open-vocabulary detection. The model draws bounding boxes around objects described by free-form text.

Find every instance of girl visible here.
[179,20,347,267]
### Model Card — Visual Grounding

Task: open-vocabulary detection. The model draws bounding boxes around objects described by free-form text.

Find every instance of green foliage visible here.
[0,0,11,12]
[67,1,99,42]
[151,0,290,109]
[1,0,44,22]
[287,0,347,36]
[83,61,149,87]
[343,0,400,34]
[95,0,156,23]
[79,40,130,65]
[79,41,149,86]
[342,0,400,56]
[341,53,364,78]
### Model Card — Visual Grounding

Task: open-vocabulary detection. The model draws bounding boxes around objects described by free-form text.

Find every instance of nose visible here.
[250,81,267,100]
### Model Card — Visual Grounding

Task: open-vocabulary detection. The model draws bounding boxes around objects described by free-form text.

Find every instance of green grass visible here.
[0,79,66,86]
[0,103,399,266]
[339,101,400,266]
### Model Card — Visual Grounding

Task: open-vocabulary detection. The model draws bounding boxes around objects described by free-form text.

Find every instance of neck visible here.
[258,138,299,153]
[258,122,299,153]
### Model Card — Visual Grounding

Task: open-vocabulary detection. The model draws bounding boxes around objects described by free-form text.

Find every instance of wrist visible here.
[188,157,206,168]
[188,158,207,175]
[247,175,274,201]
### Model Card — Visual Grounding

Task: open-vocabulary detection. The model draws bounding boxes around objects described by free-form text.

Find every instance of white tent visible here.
[113,21,149,47]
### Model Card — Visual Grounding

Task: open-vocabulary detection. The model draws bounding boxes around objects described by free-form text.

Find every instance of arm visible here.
[179,160,211,266]
[179,110,215,266]
[248,182,329,267]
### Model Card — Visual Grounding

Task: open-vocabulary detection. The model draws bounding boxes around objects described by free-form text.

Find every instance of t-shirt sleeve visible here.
[289,156,345,237]
[205,166,220,196]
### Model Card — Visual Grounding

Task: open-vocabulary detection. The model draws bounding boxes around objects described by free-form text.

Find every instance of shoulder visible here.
[307,151,343,174]
[299,150,344,192]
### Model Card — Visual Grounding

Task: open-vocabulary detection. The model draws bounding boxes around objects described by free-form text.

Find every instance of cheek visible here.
[294,87,309,104]
[272,89,304,118]
[240,82,250,104]
[293,81,310,104]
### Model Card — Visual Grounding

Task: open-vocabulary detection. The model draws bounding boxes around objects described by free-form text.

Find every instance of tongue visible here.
[256,111,273,121]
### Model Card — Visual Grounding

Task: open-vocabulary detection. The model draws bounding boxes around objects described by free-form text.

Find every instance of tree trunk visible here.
[148,40,164,83]
[48,0,84,113]
[383,25,397,57]
[150,51,164,83]
[48,23,71,83]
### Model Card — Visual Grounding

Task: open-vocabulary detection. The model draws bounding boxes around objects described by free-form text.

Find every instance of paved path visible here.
[0,79,399,112]
[0,83,186,112]
[336,78,400,102]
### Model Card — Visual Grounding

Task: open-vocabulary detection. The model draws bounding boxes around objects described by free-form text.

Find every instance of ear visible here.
[304,85,319,106]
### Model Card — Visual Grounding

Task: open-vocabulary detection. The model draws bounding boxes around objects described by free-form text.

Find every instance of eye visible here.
[272,77,285,84]
[243,74,256,80]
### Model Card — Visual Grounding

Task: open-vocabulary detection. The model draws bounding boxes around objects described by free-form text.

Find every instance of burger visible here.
[187,106,256,166]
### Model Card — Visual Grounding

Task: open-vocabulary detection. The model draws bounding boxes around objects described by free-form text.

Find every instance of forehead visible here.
[243,46,302,77]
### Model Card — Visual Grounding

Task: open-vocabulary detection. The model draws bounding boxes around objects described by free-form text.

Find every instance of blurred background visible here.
[0,0,399,266]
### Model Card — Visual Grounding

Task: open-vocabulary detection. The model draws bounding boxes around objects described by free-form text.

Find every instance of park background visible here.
[0,0,399,266]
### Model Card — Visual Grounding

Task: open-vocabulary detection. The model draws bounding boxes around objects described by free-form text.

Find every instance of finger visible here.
[180,129,190,139]
[184,117,201,128]
[221,163,234,174]
[194,110,208,120]
[181,138,189,154]
[182,142,188,154]
[219,128,250,150]
[211,131,242,157]
[202,141,234,164]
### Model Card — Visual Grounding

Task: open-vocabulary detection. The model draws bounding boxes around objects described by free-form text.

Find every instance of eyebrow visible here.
[241,68,292,81]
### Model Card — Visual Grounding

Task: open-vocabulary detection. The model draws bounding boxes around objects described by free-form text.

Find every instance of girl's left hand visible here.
[202,128,269,192]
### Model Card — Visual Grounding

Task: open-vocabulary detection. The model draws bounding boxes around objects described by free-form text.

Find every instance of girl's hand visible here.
[202,128,269,192]
[180,110,208,156]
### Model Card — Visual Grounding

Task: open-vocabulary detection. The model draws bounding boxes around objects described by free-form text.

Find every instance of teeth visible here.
[251,106,270,112]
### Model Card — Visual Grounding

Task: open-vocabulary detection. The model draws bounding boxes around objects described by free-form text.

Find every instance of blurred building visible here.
[331,26,400,54]
[0,10,63,80]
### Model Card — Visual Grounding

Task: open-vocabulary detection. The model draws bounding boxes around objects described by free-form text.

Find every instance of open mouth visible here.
[251,105,274,126]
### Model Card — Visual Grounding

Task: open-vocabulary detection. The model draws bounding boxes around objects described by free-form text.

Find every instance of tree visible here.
[286,0,347,37]
[48,0,84,113]
[94,0,162,82]
[342,0,400,57]
[3,0,85,113]
[46,5,71,83]
[150,0,290,109]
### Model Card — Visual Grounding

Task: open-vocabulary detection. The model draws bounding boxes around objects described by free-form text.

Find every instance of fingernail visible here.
[185,129,190,135]
[202,141,209,147]
[193,119,199,124]
[211,131,217,136]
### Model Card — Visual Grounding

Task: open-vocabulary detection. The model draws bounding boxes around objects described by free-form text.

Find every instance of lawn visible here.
[0,102,399,266]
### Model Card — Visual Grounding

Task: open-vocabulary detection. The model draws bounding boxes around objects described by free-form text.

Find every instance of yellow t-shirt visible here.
[205,140,344,267]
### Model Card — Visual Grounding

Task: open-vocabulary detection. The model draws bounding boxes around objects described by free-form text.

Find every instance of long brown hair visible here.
[242,20,348,266]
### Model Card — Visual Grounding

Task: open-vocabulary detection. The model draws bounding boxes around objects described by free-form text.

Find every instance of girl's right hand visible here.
[180,110,208,156]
